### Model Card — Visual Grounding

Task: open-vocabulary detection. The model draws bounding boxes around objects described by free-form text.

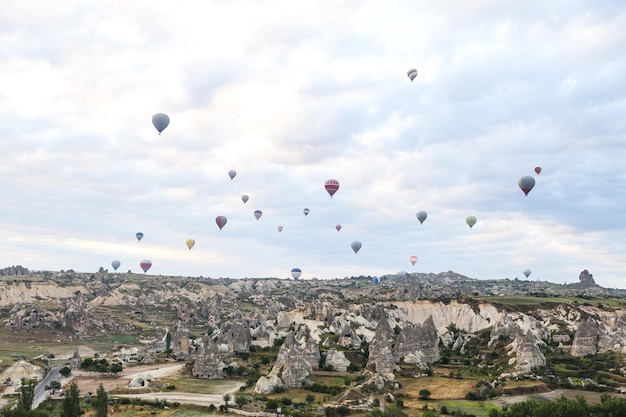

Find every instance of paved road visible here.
[33,366,61,409]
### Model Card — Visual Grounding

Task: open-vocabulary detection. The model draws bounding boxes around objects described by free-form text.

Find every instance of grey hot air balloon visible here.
[241,194,249,204]
[407,68,418,81]
[351,240,362,254]
[466,216,477,229]
[111,260,121,271]
[518,175,536,196]
[151,113,170,135]
[416,210,428,224]
[228,170,237,180]
[254,210,262,220]
[523,269,532,278]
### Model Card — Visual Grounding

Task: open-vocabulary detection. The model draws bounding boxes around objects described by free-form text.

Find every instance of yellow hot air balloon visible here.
[186,239,195,250]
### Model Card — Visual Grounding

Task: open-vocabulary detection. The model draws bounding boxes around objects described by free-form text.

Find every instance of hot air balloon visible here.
[278,225,283,233]
[111,260,121,271]
[416,211,428,224]
[534,167,542,175]
[351,241,362,254]
[140,260,152,273]
[291,268,302,279]
[324,179,340,198]
[152,113,170,135]
[216,215,228,230]
[518,175,536,196]
[335,224,342,232]
[466,216,477,229]
[372,276,380,284]
[136,232,144,242]
[241,194,249,204]
[523,269,532,278]
[228,170,237,180]
[409,255,418,266]
[407,68,418,82]
[186,239,195,250]
[254,210,262,220]
[303,208,310,216]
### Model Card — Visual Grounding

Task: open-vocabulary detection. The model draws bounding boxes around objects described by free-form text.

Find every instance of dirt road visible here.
[69,362,245,407]
[70,362,185,394]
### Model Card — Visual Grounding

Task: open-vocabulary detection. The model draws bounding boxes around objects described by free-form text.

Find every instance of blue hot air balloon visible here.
[152,113,170,134]
[136,232,144,242]
[111,260,121,271]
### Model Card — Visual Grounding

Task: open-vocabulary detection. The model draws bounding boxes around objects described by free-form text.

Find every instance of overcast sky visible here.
[1,1,625,287]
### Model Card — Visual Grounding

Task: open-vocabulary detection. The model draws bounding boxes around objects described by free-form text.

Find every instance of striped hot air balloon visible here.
[324,179,340,197]
[466,216,477,229]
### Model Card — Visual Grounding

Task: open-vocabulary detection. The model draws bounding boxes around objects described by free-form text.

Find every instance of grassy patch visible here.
[158,376,243,395]
[395,375,477,401]
[435,399,499,417]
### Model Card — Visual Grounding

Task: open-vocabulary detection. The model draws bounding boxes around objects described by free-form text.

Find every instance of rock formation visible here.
[325,348,351,372]
[579,270,596,286]
[269,331,312,387]
[392,316,440,368]
[571,317,599,356]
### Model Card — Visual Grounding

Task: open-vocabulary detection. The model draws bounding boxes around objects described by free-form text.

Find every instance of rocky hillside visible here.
[2,268,626,397]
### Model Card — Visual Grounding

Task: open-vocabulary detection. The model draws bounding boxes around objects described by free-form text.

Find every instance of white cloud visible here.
[0,1,625,287]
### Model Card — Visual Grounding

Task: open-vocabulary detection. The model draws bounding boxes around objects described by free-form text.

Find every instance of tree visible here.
[59,366,72,377]
[62,381,81,417]
[18,378,35,410]
[165,330,172,350]
[306,394,315,405]
[93,383,108,417]
[366,405,407,417]
[110,363,123,375]
[234,394,249,408]
[223,393,231,410]
[418,389,431,400]
[0,406,48,417]
[266,399,279,410]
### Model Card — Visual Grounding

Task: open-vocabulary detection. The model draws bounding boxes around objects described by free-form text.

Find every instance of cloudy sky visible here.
[1,1,625,286]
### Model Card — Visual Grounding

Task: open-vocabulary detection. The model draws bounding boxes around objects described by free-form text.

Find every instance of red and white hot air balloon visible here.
[140,260,152,273]
[324,179,340,198]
